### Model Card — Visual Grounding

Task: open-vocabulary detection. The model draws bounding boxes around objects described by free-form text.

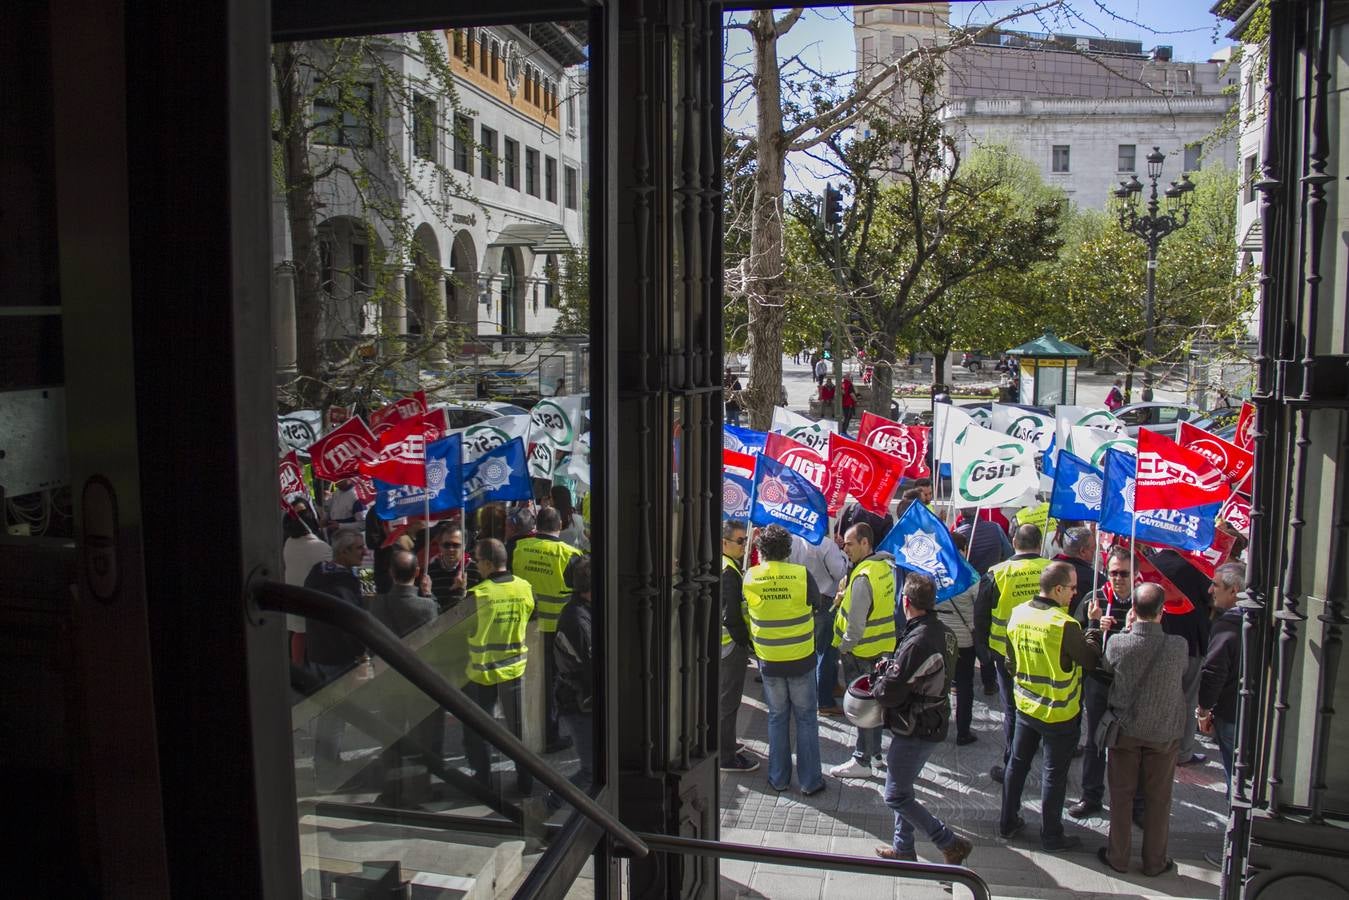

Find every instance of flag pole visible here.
[965,509,977,561]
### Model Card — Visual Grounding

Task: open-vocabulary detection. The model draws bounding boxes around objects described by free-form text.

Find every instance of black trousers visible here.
[953,646,975,739]
[543,630,562,746]
[463,678,532,795]
[718,644,750,759]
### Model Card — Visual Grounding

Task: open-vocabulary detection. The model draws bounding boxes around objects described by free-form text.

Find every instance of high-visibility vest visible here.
[1015,502,1057,536]
[832,558,897,658]
[1006,601,1082,723]
[988,555,1050,658]
[512,535,582,633]
[465,575,535,685]
[741,560,814,663]
[721,555,749,651]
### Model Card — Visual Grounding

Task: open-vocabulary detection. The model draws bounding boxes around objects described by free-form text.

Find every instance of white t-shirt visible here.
[326,487,363,524]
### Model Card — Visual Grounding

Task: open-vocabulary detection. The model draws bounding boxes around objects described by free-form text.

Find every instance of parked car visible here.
[1114,402,1200,439]
[429,400,531,428]
[1189,406,1241,434]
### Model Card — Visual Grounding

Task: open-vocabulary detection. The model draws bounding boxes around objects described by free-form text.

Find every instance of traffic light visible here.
[822,184,842,228]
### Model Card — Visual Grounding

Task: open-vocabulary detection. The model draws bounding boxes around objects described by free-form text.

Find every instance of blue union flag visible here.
[748,454,827,545]
[375,433,462,520]
[877,500,978,602]
[1099,448,1218,551]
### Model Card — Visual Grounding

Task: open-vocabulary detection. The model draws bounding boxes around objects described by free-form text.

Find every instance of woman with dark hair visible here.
[551,484,589,550]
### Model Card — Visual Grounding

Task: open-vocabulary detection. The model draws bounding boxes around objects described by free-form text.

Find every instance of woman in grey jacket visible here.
[1097,583,1190,877]
[936,533,978,745]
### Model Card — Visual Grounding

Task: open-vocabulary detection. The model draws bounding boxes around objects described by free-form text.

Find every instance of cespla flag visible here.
[991,404,1055,452]
[1235,401,1256,451]
[362,413,437,487]
[770,405,834,453]
[748,454,828,545]
[827,431,904,516]
[307,415,378,481]
[1068,425,1137,468]
[722,470,753,520]
[1177,421,1254,486]
[950,422,1040,507]
[459,414,531,462]
[369,390,428,434]
[877,500,978,602]
[462,438,531,515]
[1099,448,1219,551]
[763,432,848,509]
[723,424,768,456]
[530,396,586,451]
[931,403,980,468]
[723,448,756,478]
[374,433,463,520]
[857,411,930,478]
[1136,428,1230,511]
[1049,450,1105,522]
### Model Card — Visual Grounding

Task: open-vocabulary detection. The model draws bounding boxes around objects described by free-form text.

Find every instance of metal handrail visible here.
[631,833,992,900]
[252,579,649,858]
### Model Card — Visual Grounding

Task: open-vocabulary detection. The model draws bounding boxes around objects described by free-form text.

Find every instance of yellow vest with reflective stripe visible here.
[1015,502,1057,535]
[512,535,581,633]
[721,555,748,649]
[741,560,814,663]
[988,555,1050,658]
[832,558,897,657]
[1007,601,1082,723]
[466,575,535,685]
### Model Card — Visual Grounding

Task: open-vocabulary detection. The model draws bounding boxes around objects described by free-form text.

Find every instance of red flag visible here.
[763,432,848,510]
[1136,428,1230,511]
[1220,492,1251,537]
[1142,528,1236,578]
[827,431,903,516]
[370,390,428,434]
[723,448,756,478]
[1234,401,1256,451]
[352,475,377,504]
[278,451,307,511]
[857,411,930,479]
[1133,550,1195,615]
[307,416,378,481]
[361,413,433,487]
[1177,421,1253,486]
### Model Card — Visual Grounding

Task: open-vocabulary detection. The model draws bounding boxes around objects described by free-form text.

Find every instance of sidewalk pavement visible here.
[718,661,1224,899]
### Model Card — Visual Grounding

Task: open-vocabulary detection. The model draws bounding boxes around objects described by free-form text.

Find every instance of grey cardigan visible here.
[1103,621,1190,744]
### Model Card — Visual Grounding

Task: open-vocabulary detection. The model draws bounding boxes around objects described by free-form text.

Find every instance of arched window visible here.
[499,251,517,334]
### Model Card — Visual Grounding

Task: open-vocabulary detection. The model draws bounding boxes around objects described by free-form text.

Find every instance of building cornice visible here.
[940,94,1233,120]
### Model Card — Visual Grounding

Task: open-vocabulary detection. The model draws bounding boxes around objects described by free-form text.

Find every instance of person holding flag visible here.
[718,520,758,774]
[828,523,897,780]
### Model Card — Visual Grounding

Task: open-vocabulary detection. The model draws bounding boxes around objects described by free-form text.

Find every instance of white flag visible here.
[950,423,1040,507]
[1068,425,1137,468]
[770,406,835,453]
[529,397,585,451]
[458,414,532,462]
[932,404,980,467]
[990,404,1054,451]
[1053,405,1126,467]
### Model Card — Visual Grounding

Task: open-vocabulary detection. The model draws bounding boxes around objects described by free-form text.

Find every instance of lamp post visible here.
[1114,147,1196,397]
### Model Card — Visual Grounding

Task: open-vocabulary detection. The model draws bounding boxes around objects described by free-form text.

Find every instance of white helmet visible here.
[843,674,885,730]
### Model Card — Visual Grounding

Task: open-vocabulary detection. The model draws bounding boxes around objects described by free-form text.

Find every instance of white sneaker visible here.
[871,755,888,775]
[829,758,874,779]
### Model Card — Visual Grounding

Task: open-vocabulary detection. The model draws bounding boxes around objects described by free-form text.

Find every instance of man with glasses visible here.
[427,522,479,611]
[1069,545,1134,819]
[718,520,758,773]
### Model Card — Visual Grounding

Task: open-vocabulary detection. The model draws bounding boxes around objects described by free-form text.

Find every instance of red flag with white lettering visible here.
[1234,401,1256,451]
[278,451,307,511]
[361,413,433,486]
[827,431,904,516]
[1143,528,1236,579]
[764,432,848,512]
[1136,428,1230,512]
[1133,550,1196,615]
[723,448,756,478]
[369,391,428,435]
[307,416,379,481]
[1219,492,1251,537]
[857,411,930,479]
[1177,421,1253,486]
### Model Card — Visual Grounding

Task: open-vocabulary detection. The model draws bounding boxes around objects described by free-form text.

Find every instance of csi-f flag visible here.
[1049,450,1105,522]
[770,405,834,453]
[748,454,828,545]
[375,433,463,521]
[459,414,531,463]
[931,403,980,468]
[877,500,978,602]
[722,470,753,520]
[991,404,1054,452]
[950,423,1040,507]
[1068,425,1137,468]
[463,438,532,515]
[1099,448,1218,551]
[529,396,585,451]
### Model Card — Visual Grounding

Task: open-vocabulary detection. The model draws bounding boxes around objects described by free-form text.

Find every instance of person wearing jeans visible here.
[1199,563,1246,796]
[935,543,978,745]
[553,557,595,799]
[761,670,824,794]
[789,534,849,716]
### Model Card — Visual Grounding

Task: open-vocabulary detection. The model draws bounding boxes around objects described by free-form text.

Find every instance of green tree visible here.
[552,250,590,335]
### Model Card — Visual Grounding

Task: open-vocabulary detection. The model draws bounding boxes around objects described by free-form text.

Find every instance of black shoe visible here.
[801,782,826,797]
[1068,799,1104,819]
[1097,846,1128,874]
[719,753,760,773]
[1178,752,1207,767]
[544,736,573,754]
[1041,835,1082,854]
[983,684,999,696]
[990,764,1005,784]
[956,733,978,746]
[998,815,1025,839]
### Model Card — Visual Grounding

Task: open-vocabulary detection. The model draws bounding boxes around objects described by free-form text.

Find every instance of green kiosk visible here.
[1007,331,1089,407]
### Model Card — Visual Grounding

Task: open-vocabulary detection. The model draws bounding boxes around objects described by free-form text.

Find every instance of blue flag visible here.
[748,454,828,545]
[877,500,978,602]
[1042,434,1057,479]
[375,433,463,521]
[1049,450,1104,522]
[722,470,753,521]
[1099,448,1218,551]
[462,437,532,516]
[723,424,768,456]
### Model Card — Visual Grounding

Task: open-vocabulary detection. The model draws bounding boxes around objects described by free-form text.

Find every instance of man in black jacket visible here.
[1051,526,1102,619]
[718,520,758,773]
[302,531,368,784]
[1151,549,1213,766]
[554,556,595,797]
[872,573,973,866]
[1198,561,1245,789]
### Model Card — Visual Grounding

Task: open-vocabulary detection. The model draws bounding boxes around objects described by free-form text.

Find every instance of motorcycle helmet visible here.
[843,674,885,729]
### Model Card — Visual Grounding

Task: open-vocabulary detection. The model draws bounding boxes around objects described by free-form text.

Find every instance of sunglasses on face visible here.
[1108,570,1131,578]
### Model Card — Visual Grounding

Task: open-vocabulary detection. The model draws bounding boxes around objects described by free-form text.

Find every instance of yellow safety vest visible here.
[581,491,591,525]
[721,555,749,650]
[1007,601,1083,723]
[988,555,1050,658]
[512,535,582,633]
[1015,502,1057,536]
[832,558,897,658]
[741,560,814,663]
[465,575,535,685]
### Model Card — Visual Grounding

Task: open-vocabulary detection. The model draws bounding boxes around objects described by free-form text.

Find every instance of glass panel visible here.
[272,19,593,893]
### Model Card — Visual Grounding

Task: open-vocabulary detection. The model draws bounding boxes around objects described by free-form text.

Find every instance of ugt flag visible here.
[1049,450,1105,522]
[857,411,930,479]
[764,432,848,510]
[748,454,828,545]
[1136,428,1230,511]
[369,390,428,434]
[1235,401,1256,451]
[876,500,978,602]
[307,415,378,481]
[374,433,463,521]
[827,431,903,516]
[1100,448,1218,551]
[724,424,768,456]
[1176,421,1253,486]
[722,470,753,520]
[950,423,1039,507]
[278,451,309,511]
[462,437,531,515]
[362,413,437,487]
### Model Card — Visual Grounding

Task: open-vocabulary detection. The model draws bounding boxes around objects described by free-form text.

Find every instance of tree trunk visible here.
[867,344,896,419]
[273,43,325,408]
[744,11,787,431]
[932,350,948,399]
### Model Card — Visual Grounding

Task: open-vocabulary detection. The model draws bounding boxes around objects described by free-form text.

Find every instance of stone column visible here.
[271,262,298,375]
[426,275,448,364]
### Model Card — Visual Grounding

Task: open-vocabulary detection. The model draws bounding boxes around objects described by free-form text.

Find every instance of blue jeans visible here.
[842,653,882,762]
[559,712,594,792]
[1215,716,1236,794]
[885,733,958,855]
[761,669,823,792]
[814,611,838,709]
[1001,712,1080,843]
